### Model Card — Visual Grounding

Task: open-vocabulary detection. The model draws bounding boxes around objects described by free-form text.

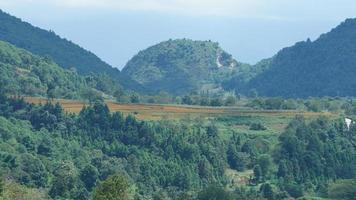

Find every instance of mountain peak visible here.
[122,39,238,95]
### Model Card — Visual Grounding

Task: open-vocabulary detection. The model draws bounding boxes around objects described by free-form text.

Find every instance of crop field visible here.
[24,97,333,120]
[24,96,339,143]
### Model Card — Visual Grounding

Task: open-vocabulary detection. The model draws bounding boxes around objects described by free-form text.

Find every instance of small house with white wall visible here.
[345,117,355,131]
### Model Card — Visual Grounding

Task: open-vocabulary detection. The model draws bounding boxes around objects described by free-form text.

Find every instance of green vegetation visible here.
[0,40,133,101]
[122,39,239,95]
[224,18,356,98]
[0,40,87,98]
[93,174,134,200]
[0,9,143,91]
[1,9,356,200]
[0,92,355,199]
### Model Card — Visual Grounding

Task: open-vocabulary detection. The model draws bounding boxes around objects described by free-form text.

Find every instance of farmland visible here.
[24,97,332,120]
[24,97,337,140]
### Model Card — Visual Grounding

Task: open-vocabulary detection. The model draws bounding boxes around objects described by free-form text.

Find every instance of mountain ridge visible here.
[0,9,145,92]
[224,18,356,98]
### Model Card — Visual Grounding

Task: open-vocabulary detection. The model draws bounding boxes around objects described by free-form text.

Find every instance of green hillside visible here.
[122,39,241,95]
[225,18,356,98]
[0,40,89,98]
[0,40,126,100]
[0,10,144,92]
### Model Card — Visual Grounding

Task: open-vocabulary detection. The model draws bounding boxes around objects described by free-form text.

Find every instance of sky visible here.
[0,0,356,69]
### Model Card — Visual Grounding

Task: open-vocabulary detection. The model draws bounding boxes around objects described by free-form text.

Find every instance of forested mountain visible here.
[225,18,356,98]
[0,39,127,100]
[0,10,144,92]
[122,39,244,95]
[0,40,88,98]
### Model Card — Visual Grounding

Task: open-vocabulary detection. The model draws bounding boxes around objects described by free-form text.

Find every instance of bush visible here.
[93,174,133,200]
[249,123,267,131]
[327,179,356,200]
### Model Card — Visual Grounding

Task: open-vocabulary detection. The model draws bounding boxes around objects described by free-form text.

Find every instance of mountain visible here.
[0,10,144,92]
[122,39,242,95]
[230,18,356,98]
[0,39,118,99]
[222,58,272,93]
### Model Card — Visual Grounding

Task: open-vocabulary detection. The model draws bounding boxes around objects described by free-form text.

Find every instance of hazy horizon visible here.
[1,0,355,69]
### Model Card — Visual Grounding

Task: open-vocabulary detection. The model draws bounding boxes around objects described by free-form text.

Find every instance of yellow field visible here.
[24,97,333,121]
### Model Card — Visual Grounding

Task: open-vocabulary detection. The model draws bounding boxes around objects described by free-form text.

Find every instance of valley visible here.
[0,7,355,200]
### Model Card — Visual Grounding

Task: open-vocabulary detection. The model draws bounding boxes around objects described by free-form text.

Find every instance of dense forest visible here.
[122,39,242,95]
[224,18,356,98]
[0,10,144,92]
[0,39,130,101]
[0,90,355,199]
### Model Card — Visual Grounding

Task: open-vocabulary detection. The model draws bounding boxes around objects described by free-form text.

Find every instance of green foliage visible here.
[80,165,99,191]
[196,185,234,200]
[130,93,140,103]
[249,123,267,131]
[0,40,87,98]
[93,174,133,200]
[0,40,128,100]
[122,39,238,95]
[276,116,356,197]
[237,19,356,97]
[0,89,355,199]
[0,95,240,199]
[224,96,237,106]
[1,179,47,200]
[260,183,275,200]
[283,182,303,198]
[0,10,142,91]
[327,179,356,200]
[253,165,263,184]
[256,154,272,180]
[0,176,4,197]
[227,146,250,171]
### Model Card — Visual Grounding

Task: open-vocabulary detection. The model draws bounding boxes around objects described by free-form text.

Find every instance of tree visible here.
[37,138,52,156]
[130,93,140,103]
[49,162,80,199]
[248,89,258,98]
[227,145,250,171]
[253,165,262,184]
[277,161,288,178]
[327,180,356,200]
[284,182,303,199]
[210,98,223,107]
[93,174,134,200]
[182,95,193,105]
[113,88,124,102]
[17,154,48,187]
[200,97,210,106]
[81,88,103,104]
[260,183,274,200]
[249,123,267,131]
[0,175,4,197]
[224,96,236,106]
[206,125,218,137]
[80,165,99,191]
[257,154,272,180]
[197,185,234,200]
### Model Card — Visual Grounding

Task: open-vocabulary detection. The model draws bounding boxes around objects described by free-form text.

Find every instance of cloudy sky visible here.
[0,0,355,69]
